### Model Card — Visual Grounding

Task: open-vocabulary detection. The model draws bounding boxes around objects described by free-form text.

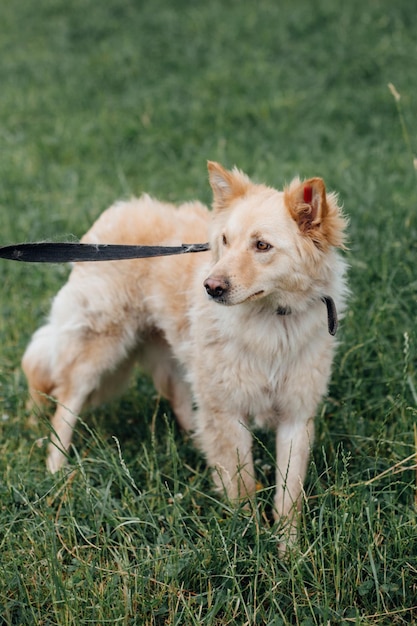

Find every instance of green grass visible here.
[1,0,417,623]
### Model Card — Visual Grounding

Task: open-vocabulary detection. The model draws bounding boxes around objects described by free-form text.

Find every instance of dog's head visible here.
[204,162,347,310]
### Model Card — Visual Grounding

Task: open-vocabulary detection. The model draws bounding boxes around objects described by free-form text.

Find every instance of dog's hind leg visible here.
[153,366,194,432]
[47,388,88,474]
[47,346,140,473]
[23,320,140,472]
[140,336,194,432]
[22,326,56,426]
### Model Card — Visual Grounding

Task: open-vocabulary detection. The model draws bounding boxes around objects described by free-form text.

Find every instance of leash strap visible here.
[0,240,338,335]
[0,241,210,263]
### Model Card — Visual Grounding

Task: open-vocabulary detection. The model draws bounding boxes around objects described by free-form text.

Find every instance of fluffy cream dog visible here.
[22,162,348,545]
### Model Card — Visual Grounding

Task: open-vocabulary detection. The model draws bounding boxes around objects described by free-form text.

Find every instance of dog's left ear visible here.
[286,177,328,233]
[286,177,347,249]
[208,161,251,211]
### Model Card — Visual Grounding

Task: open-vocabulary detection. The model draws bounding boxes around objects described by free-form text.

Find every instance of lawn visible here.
[1,0,416,624]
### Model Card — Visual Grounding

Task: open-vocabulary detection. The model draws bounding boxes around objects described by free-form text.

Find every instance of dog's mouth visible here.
[246,290,265,301]
[230,290,266,305]
[209,289,265,306]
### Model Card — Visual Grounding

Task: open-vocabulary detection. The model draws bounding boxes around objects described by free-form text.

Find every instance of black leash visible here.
[0,240,338,335]
[0,241,210,263]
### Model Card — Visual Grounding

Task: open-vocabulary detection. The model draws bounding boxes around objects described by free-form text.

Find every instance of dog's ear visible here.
[207,161,250,210]
[285,177,347,249]
[286,177,328,232]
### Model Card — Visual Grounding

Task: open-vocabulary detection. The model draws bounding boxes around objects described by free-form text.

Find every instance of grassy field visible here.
[1,0,417,623]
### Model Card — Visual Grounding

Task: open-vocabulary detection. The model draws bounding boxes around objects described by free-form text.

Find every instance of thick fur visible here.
[22,162,348,546]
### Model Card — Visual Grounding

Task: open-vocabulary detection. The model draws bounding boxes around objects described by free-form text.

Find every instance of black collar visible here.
[277,296,338,336]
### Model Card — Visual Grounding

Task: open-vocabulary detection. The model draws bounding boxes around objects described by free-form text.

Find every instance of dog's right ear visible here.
[208,161,251,210]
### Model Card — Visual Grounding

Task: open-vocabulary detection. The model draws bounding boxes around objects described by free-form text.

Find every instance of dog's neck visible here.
[276,296,338,336]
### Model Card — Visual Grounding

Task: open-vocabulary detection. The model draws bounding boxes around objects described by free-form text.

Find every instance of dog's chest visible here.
[190,308,305,418]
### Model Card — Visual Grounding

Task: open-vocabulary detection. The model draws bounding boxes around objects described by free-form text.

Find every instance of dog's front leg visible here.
[195,411,256,503]
[274,416,315,550]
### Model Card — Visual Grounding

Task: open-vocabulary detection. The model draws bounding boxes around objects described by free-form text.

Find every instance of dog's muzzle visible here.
[204,277,230,301]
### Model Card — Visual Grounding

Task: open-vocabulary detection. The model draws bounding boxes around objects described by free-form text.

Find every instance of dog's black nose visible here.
[204,277,229,299]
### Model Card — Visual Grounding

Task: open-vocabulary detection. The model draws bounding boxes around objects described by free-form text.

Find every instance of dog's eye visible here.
[222,234,228,246]
[256,240,272,251]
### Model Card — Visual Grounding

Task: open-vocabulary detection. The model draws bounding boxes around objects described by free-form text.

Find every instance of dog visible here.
[22,162,348,547]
